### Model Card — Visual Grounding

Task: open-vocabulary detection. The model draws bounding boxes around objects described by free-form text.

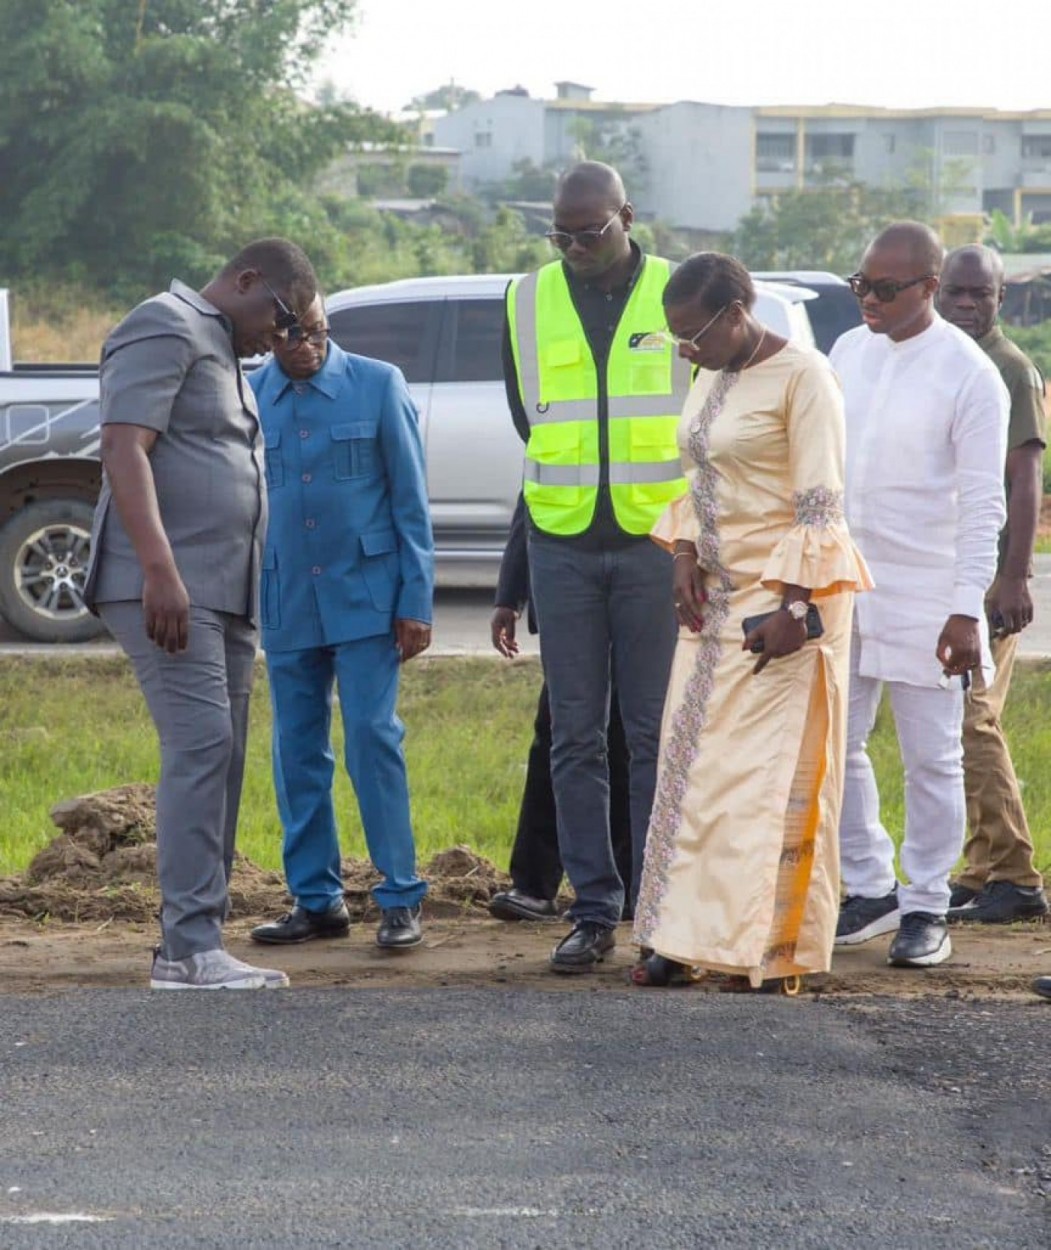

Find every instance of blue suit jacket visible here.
[249,342,434,652]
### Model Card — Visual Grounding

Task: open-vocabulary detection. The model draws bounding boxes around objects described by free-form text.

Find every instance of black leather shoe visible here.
[549,922,615,974]
[376,904,423,949]
[1033,976,1051,1001]
[488,889,558,922]
[948,882,979,909]
[947,880,1049,925]
[251,902,350,945]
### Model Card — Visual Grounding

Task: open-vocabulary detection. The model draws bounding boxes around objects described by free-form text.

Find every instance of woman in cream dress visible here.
[633,254,871,991]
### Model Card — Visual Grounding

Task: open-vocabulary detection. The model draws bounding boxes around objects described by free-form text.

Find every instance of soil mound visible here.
[0,788,510,923]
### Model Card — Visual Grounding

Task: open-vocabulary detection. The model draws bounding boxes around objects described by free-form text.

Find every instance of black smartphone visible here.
[742,604,824,654]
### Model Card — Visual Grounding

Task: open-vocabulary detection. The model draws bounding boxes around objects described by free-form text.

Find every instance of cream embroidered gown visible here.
[634,341,872,986]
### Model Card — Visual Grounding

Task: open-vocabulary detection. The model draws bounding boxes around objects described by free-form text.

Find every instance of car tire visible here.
[0,499,105,643]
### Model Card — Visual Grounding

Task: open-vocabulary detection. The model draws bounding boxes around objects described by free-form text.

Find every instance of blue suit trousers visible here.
[266,634,427,913]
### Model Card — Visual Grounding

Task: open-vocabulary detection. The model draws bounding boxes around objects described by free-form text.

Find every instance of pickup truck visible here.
[0,274,848,642]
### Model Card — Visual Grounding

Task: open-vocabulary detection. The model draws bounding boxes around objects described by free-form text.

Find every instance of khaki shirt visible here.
[85,281,266,623]
[977,325,1047,575]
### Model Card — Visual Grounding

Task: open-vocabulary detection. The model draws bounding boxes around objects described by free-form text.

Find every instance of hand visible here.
[490,606,519,657]
[673,552,706,633]
[986,575,1033,637]
[142,568,190,654]
[395,619,431,663]
[743,609,807,675]
[935,614,980,677]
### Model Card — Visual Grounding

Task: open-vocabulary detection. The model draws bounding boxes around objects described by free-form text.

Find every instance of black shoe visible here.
[947,880,1049,925]
[834,888,900,947]
[250,902,350,945]
[1033,976,1051,1001]
[488,889,558,922]
[549,922,615,974]
[888,912,951,968]
[376,904,423,949]
[948,882,979,909]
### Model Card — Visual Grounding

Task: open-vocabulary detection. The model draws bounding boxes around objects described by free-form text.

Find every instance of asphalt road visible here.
[2,555,1051,658]
[0,991,1048,1249]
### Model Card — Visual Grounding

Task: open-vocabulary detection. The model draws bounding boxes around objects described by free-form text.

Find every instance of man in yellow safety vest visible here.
[503,161,690,973]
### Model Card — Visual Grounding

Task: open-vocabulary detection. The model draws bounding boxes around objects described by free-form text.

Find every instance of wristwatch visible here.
[783,600,809,622]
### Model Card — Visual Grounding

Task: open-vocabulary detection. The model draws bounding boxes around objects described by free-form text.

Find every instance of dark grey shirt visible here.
[85,280,266,623]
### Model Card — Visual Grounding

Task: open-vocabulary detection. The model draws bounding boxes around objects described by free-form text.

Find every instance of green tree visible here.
[732,181,927,273]
[0,0,401,299]
[406,164,449,199]
[408,83,481,112]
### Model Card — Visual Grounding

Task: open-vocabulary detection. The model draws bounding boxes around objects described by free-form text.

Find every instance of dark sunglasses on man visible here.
[545,204,626,251]
[259,275,300,331]
[847,272,935,303]
[283,325,330,349]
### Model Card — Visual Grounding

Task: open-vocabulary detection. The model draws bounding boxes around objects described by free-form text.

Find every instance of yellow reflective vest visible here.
[506,255,691,536]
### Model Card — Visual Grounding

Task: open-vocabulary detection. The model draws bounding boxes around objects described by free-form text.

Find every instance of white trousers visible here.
[839,636,965,916]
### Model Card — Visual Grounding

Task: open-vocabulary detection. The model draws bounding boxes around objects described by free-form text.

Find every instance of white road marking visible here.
[451,1207,558,1218]
[0,1213,114,1225]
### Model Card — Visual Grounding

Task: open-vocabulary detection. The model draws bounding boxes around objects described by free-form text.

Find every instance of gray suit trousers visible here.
[99,602,257,959]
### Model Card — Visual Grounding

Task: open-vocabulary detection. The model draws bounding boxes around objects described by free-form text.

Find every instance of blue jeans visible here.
[527,535,676,927]
[266,635,427,913]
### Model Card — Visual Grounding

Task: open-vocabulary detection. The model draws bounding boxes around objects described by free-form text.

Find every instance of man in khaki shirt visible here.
[937,245,1048,925]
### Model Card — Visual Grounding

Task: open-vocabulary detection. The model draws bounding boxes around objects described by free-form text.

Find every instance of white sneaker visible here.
[150,947,290,990]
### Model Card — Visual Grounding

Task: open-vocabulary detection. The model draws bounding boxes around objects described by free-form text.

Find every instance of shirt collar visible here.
[563,239,643,298]
[272,340,347,400]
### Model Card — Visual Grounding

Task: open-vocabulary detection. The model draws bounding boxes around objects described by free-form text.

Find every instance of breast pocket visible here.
[263,427,284,489]
[332,421,378,480]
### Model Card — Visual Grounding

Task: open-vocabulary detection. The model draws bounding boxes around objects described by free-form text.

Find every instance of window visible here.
[327,301,441,384]
[805,133,855,161]
[474,131,492,148]
[982,133,996,154]
[437,299,505,383]
[755,132,795,171]
[1022,135,1051,160]
[884,133,896,154]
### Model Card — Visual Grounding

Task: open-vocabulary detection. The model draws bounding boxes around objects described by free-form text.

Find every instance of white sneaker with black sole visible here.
[150,947,290,990]
[834,888,900,946]
[887,913,952,968]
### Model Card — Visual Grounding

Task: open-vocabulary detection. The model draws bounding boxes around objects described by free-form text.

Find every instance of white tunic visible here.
[830,315,1008,688]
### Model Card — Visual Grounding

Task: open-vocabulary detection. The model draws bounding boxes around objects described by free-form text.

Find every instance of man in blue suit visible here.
[248,295,434,950]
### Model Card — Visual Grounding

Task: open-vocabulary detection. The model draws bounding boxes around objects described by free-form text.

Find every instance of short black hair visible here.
[221,238,318,310]
[663,252,756,313]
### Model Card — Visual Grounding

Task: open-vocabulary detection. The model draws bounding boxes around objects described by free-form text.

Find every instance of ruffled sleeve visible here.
[650,474,700,553]
[759,358,873,599]
[761,486,873,598]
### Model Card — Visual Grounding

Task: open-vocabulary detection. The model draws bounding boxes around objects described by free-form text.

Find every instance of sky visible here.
[314,0,1051,116]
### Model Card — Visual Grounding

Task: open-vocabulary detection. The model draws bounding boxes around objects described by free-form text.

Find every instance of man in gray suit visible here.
[85,238,317,990]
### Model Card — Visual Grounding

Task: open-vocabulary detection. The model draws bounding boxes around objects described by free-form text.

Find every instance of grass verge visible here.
[0,655,1048,880]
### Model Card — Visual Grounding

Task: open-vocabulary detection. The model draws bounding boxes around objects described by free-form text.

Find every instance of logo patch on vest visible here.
[628,331,666,352]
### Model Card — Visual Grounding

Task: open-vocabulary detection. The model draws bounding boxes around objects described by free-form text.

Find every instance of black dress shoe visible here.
[251,902,350,945]
[1033,976,1051,1001]
[947,880,1049,925]
[376,904,423,949]
[488,889,558,922]
[549,921,615,974]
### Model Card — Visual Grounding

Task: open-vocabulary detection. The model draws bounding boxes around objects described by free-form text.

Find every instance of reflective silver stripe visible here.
[524,460,602,487]
[607,395,685,420]
[529,398,601,426]
[608,461,686,486]
[513,272,542,411]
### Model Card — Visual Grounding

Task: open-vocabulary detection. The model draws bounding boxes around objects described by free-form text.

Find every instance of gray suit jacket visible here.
[85,281,267,625]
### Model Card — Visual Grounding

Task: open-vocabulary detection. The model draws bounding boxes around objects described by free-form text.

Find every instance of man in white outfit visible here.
[830,222,1008,969]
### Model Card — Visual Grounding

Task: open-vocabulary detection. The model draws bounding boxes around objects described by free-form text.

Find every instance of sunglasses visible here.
[660,302,734,349]
[847,272,935,303]
[259,276,300,332]
[545,205,625,251]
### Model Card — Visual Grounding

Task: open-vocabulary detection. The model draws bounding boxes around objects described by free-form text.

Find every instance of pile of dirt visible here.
[0,785,510,923]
